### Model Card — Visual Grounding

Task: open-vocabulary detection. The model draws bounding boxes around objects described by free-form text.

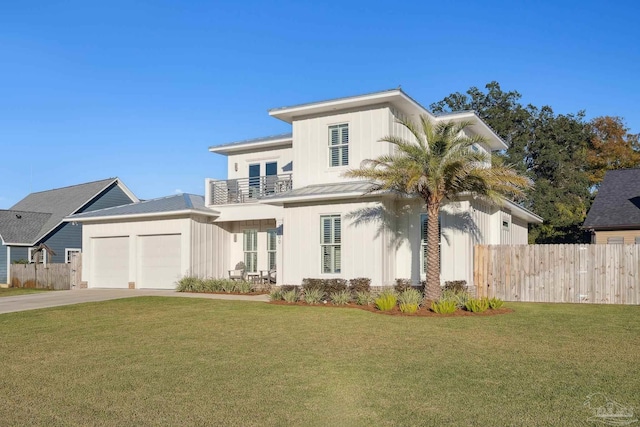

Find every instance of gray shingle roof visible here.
[1,178,119,244]
[69,194,216,219]
[0,210,52,244]
[264,181,377,201]
[583,169,640,229]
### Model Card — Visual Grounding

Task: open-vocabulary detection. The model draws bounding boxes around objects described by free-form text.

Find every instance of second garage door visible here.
[137,234,182,289]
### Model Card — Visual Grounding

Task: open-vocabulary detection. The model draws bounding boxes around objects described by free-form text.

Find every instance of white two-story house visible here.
[69,89,542,290]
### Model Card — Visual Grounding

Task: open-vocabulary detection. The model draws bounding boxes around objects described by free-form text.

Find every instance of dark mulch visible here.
[268,300,513,317]
[179,291,269,296]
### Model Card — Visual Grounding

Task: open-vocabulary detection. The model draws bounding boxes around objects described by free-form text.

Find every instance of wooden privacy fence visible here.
[474,244,640,304]
[10,253,82,290]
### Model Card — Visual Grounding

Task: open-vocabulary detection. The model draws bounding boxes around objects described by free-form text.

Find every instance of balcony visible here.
[208,174,293,205]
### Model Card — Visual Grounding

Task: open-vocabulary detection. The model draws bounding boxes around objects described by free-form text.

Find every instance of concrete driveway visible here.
[0,289,269,315]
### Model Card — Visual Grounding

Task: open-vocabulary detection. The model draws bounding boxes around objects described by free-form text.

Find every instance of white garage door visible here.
[137,234,182,289]
[91,237,129,288]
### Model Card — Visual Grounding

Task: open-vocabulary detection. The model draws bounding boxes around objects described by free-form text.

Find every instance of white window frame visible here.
[243,229,258,273]
[328,123,349,167]
[266,229,277,270]
[420,214,441,274]
[320,215,341,274]
[28,247,46,264]
[65,248,81,263]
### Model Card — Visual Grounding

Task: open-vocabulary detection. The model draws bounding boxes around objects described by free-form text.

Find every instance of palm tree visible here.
[345,115,532,300]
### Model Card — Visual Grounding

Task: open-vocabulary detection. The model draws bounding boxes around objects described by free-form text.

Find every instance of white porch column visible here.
[276,218,284,286]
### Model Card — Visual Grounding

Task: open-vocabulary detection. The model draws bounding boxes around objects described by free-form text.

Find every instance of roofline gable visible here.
[31,178,139,245]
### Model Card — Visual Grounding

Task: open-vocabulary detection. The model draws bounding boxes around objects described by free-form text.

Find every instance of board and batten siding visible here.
[76,183,136,214]
[190,218,230,279]
[292,106,392,188]
[225,146,293,182]
[594,229,640,244]
[283,200,392,286]
[512,217,529,244]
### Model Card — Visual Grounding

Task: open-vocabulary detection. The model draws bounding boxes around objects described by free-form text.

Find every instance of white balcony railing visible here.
[208,174,293,205]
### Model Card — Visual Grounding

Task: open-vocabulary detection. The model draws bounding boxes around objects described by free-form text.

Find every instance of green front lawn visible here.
[0,287,50,297]
[1,299,638,426]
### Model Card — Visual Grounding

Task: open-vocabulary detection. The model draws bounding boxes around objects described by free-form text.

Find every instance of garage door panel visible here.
[91,237,129,288]
[138,234,181,289]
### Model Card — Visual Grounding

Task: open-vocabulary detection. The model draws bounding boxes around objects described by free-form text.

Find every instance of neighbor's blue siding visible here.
[10,247,28,263]
[36,183,136,263]
[40,222,82,263]
[78,183,134,213]
[0,244,7,284]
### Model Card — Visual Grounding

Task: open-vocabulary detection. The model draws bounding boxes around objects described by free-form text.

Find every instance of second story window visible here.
[329,124,349,167]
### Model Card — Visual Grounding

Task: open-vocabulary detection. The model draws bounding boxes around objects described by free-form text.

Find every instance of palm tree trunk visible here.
[424,204,441,301]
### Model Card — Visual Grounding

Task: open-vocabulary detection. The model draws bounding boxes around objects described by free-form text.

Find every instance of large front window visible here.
[328,124,349,167]
[243,229,258,272]
[321,215,341,273]
[267,228,277,270]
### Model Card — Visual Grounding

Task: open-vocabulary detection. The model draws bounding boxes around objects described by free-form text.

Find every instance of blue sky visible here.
[1,0,638,207]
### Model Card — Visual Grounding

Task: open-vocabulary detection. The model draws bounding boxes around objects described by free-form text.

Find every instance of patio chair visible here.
[227,179,244,204]
[267,268,276,284]
[228,261,246,281]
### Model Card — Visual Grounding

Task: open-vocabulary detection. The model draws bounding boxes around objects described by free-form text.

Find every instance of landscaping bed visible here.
[269,299,513,316]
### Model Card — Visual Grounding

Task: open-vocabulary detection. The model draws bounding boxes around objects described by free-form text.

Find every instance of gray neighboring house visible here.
[0,178,138,285]
[583,168,640,244]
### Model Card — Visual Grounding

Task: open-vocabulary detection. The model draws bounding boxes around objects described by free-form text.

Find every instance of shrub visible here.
[12,259,28,265]
[330,290,351,305]
[303,287,324,304]
[282,289,299,303]
[488,297,504,310]
[431,300,457,314]
[269,289,283,301]
[301,278,347,297]
[440,289,471,309]
[349,277,371,293]
[324,279,348,295]
[397,288,422,314]
[398,288,422,305]
[176,276,201,292]
[443,280,467,293]
[221,280,236,293]
[375,289,397,311]
[394,278,412,293]
[234,281,253,294]
[354,291,373,306]
[465,297,489,313]
[280,285,297,292]
[301,278,324,291]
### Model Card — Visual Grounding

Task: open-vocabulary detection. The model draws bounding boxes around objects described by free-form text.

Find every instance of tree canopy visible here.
[430,82,640,243]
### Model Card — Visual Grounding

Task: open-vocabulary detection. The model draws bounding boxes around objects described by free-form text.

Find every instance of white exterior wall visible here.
[292,106,392,188]
[191,217,230,278]
[226,146,293,181]
[81,217,192,287]
[500,211,513,244]
[282,200,393,286]
[512,217,529,244]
